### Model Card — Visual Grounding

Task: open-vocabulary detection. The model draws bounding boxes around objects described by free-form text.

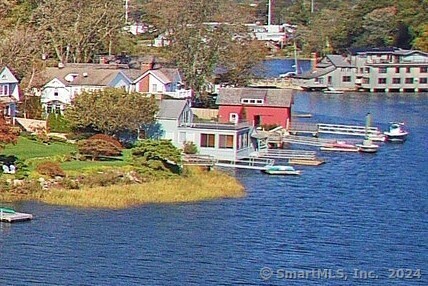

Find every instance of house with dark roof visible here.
[216,87,294,128]
[292,54,356,91]
[41,63,135,114]
[351,47,428,92]
[133,57,192,99]
[293,48,428,92]
[154,99,254,160]
[0,66,20,118]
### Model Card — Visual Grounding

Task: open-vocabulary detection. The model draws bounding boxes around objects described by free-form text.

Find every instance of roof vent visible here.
[58,62,65,69]
[83,72,88,77]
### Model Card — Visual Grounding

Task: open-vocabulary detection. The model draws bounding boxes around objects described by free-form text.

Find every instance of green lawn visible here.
[2,136,132,172]
[3,137,77,160]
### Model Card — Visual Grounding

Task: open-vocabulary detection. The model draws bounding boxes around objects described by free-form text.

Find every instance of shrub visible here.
[89,134,122,149]
[47,113,71,133]
[182,141,198,154]
[36,161,66,178]
[78,139,122,160]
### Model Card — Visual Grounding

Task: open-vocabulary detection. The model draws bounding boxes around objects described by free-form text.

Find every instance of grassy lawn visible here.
[3,137,77,160]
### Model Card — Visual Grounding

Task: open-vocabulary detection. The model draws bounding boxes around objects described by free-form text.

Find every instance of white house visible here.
[154,99,254,160]
[0,66,20,117]
[41,64,136,114]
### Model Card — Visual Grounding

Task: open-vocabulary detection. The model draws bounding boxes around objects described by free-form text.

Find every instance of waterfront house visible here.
[133,57,192,99]
[0,66,20,118]
[293,47,428,92]
[41,63,135,114]
[351,47,428,92]
[292,55,356,91]
[216,87,294,128]
[154,99,254,160]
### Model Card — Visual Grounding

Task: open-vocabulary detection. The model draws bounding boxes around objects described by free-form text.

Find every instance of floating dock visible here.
[215,158,274,170]
[0,211,33,223]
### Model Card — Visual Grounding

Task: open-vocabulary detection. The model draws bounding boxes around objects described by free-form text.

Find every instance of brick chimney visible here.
[141,55,155,74]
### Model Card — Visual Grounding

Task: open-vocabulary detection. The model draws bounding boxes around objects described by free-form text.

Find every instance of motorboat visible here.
[356,139,379,153]
[323,87,344,94]
[0,207,16,214]
[262,165,301,175]
[320,141,359,152]
[384,122,408,142]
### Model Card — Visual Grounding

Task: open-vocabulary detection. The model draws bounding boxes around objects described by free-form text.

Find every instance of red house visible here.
[216,87,294,128]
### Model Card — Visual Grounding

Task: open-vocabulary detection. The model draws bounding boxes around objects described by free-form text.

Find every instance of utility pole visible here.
[124,0,129,23]
[311,0,314,13]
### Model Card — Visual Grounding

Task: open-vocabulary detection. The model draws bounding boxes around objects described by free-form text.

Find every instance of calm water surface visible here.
[1,92,427,285]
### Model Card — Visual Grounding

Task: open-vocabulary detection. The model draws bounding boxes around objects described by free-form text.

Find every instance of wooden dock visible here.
[281,135,336,147]
[289,122,383,138]
[215,158,274,170]
[0,212,33,223]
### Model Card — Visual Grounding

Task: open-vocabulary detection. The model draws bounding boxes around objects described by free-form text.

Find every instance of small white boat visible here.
[356,139,379,153]
[320,141,359,152]
[384,122,408,142]
[262,165,301,175]
[323,87,344,94]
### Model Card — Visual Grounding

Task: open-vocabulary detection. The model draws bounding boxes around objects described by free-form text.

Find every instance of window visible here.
[342,76,351,82]
[229,113,238,123]
[55,105,61,114]
[0,84,9,96]
[152,84,158,92]
[365,67,370,73]
[219,135,234,149]
[392,78,401,84]
[241,98,264,105]
[406,67,411,73]
[405,78,414,84]
[54,88,59,96]
[395,67,400,73]
[363,78,370,84]
[46,105,52,114]
[420,67,428,73]
[379,67,387,73]
[378,78,387,84]
[200,133,215,148]
[419,78,427,84]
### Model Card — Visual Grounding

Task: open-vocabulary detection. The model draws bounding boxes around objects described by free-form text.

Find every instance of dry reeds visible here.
[32,168,245,209]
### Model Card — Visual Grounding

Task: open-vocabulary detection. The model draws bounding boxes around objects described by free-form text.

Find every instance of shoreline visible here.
[0,168,245,209]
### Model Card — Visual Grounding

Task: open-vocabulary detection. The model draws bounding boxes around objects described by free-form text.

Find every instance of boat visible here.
[262,165,301,175]
[356,139,379,153]
[384,122,408,142]
[320,141,359,152]
[323,87,344,94]
[0,207,16,214]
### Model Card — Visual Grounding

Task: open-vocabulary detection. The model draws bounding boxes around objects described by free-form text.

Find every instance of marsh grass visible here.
[31,168,245,209]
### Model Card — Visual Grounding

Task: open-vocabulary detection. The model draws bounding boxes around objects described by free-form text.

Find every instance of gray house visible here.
[293,47,428,92]
[293,55,356,91]
[155,99,254,160]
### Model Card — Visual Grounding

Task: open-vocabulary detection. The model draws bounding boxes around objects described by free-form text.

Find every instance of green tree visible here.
[143,0,262,98]
[78,139,122,161]
[64,88,158,136]
[131,139,182,175]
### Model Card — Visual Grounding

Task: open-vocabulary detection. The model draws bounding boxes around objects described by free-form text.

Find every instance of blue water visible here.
[253,58,312,78]
[1,92,427,285]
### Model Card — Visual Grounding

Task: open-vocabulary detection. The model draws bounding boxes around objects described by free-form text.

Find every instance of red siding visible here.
[218,105,291,127]
[137,76,150,92]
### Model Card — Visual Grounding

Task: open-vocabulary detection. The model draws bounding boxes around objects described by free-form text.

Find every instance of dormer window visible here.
[241,98,264,104]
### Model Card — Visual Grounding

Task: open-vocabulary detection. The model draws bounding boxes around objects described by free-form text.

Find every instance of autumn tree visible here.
[143,0,264,97]
[31,0,124,63]
[0,104,18,151]
[64,88,158,137]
